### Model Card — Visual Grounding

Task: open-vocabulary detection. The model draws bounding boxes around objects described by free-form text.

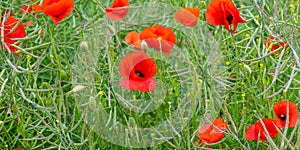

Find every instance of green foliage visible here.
[0,0,299,149]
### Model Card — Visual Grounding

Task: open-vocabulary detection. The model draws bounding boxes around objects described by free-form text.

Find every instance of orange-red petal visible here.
[174,8,200,27]
[41,0,74,25]
[198,118,227,144]
[140,25,176,56]
[125,31,141,50]
[106,0,129,21]
[119,51,157,92]
[245,124,257,141]
[206,0,246,33]
[33,4,42,12]
[1,14,26,54]
[273,100,299,128]
[206,0,224,25]
[245,119,279,142]
[264,35,289,56]
[20,5,33,14]
[120,78,156,92]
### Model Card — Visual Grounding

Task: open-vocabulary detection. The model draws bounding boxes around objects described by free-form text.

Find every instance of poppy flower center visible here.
[279,114,286,121]
[226,14,233,24]
[134,70,145,78]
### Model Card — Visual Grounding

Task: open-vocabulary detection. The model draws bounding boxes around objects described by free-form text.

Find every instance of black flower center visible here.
[134,70,145,78]
[226,14,233,24]
[279,114,286,121]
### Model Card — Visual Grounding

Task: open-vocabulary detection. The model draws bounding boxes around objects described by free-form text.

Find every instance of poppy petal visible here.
[120,77,156,92]
[119,51,157,92]
[174,8,200,27]
[1,14,26,54]
[42,0,74,25]
[125,31,141,50]
[209,130,225,143]
[256,119,279,141]
[5,18,26,38]
[198,118,227,144]
[119,51,156,79]
[222,0,246,33]
[273,100,299,128]
[213,118,228,131]
[206,0,246,33]
[129,60,157,81]
[33,4,42,12]
[245,119,279,142]
[2,38,17,53]
[264,35,289,56]
[20,5,33,14]
[106,0,129,21]
[245,125,257,141]
[140,25,176,56]
[206,0,224,25]
[198,124,213,143]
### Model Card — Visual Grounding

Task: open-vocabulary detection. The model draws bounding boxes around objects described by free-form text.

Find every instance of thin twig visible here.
[19,88,51,111]
[258,48,285,97]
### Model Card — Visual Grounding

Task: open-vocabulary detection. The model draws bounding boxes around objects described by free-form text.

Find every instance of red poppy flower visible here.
[33,0,74,25]
[245,119,279,142]
[273,100,299,128]
[140,25,176,56]
[106,0,129,21]
[1,13,26,54]
[174,8,200,27]
[206,0,246,33]
[15,148,22,150]
[119,51,157,92]
[20,5,33,14]
[198,118,227,144]
[125,31,141,50]
[21,2,40,19]
[264,35,289,56]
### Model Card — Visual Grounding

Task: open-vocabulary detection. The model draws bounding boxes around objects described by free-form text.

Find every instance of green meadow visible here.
[0,0,299,149]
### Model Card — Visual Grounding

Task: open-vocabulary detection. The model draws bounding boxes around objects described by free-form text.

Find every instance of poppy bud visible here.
[39,28,44,39]
[89,97,97,111]
[71,85,86,93]
[243,64,252,74]
[141,40,148,52]
[80,41,89,53]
